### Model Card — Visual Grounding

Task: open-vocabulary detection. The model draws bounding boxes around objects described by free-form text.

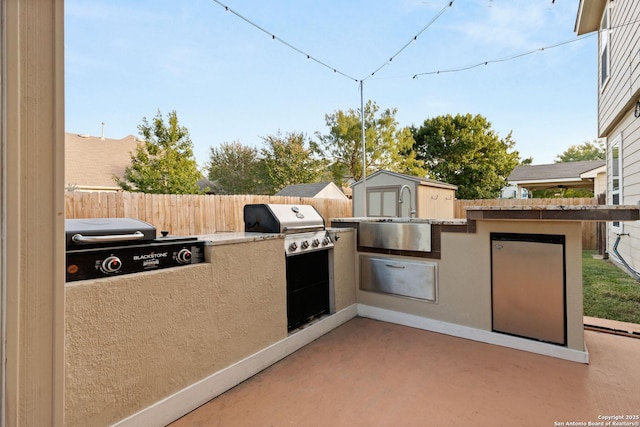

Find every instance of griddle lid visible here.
[65,218,156,247]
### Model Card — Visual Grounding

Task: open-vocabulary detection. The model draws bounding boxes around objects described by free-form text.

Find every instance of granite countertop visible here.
[198,228,352,246]
[198,232,282,246]
[331,205,640,224]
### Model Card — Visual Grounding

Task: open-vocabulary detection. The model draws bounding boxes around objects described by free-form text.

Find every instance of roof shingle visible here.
[65,133,140,190]
[508,160,605,182]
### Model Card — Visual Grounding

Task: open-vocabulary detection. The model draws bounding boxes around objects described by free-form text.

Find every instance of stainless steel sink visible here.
[358,221,431,252]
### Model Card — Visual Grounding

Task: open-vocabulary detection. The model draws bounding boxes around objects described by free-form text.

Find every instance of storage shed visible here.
[351,170,458,218]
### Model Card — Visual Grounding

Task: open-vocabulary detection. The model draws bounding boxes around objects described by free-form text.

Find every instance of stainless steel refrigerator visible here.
[491,233,566,346]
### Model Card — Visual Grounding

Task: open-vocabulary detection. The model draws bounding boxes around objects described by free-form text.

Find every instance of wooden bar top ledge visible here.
[465,205,640,222]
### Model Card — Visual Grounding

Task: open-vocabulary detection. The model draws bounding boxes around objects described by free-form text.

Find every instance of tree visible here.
[530,187,594,198]
[520,157,534,165]
[115,110,203,194]
[316,100,426,184]
[207,141,265,194]
[260,131,326,194]
[412,113,521,199]
[555,140,605,162]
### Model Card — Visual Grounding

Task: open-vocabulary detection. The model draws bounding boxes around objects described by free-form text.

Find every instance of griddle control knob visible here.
[102,256,122,273]
[312,238,320,247]
[301,240,310,249]
[176,248,192,264]
[289,242,298,252]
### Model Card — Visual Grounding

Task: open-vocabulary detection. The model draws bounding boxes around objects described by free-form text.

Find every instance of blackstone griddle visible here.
[65,218,204,282]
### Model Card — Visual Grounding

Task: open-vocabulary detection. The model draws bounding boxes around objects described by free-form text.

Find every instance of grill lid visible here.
[65,218,156,248]
[244,204,325,234]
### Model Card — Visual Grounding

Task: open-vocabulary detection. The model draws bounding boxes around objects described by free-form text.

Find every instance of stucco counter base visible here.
[65,228,358,427]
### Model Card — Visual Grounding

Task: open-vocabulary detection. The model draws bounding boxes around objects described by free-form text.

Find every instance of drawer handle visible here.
[385,263,405,269]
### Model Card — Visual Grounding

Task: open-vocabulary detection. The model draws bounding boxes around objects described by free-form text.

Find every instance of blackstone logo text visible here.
[133,252,169,261]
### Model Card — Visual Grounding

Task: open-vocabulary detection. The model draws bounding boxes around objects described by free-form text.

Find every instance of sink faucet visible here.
[399,185,417,218]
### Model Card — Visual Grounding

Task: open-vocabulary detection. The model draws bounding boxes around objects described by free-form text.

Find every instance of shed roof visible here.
[65,133,141,191]
[351,170,458,190]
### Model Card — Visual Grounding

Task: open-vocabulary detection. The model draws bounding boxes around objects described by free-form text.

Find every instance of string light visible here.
[410,16,640,79]
[412,34,595,79]
[211,0,454,84]
[211,1,640,84]
[211,0,359,82]
[363,1,454,81]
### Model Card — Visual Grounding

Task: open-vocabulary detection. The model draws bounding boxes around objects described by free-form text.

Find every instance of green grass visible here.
[582,250,640,324]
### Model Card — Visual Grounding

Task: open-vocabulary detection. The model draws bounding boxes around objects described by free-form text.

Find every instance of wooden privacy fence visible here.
[65,192,353,236]
[454,198,599,250]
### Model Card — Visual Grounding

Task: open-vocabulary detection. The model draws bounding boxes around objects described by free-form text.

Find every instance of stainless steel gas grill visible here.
[244,203,334,256]
[244,204,335,331]
[65,218,205,282]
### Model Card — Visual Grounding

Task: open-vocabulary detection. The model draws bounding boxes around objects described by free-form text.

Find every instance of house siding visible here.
[605,101,640,271]
[591,0,640,273]
[598,0,640,136]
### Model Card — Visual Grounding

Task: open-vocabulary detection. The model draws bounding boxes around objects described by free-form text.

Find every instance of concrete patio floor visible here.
[170,317,640,427]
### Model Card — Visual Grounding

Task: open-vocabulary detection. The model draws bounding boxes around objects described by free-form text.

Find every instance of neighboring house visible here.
[275,181,349,200]
[351,170,458,219]
[197,178,216,195]
[65,132,140,191]
[575,1,640,268]
[505,160,606,199]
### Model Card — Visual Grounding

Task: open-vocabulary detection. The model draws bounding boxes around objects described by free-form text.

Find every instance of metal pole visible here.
[360,80,367,217]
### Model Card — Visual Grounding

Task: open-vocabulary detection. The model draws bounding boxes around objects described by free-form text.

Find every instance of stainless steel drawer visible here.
[360,255,437,302]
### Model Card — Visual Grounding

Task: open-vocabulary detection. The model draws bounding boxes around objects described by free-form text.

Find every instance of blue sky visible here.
[65,0,597,169]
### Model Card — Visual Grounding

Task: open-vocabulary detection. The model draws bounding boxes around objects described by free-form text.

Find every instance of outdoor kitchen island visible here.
[64,206,639,427]
[331,204,640,366]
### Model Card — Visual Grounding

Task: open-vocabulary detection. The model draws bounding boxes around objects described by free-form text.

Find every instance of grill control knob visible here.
[322,236,331,246]
[176,248,192,264]
[301,240,310,249]
[312,238,320,247]
[102,256,122,273]
[289,242,298,252]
